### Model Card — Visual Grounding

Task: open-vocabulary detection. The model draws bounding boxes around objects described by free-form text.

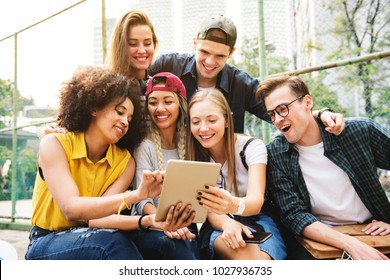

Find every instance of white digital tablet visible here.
[155,159,221,223]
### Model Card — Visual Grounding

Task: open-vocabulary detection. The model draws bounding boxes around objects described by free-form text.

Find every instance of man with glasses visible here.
[256,75,390,260]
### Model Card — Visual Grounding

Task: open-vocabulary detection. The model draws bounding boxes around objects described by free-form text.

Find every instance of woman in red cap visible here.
[130,72,200,260]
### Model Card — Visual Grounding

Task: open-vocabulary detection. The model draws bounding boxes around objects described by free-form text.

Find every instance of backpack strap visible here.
[239,138,256,170]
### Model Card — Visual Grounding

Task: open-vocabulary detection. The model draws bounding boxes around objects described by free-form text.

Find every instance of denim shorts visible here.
[208,212,287,260]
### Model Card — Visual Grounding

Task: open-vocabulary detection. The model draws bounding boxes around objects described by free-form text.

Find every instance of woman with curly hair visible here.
[25,66,194,260]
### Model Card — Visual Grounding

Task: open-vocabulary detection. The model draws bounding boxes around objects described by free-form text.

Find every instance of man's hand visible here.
[361,220,390,236]
[37,123,66,139]
[320,111,345,135]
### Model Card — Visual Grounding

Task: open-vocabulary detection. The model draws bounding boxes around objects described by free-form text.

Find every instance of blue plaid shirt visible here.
[266,118,390,236]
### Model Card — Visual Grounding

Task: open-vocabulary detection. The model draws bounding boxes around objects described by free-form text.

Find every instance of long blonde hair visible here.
[105,10,158,78]
[186,89,238,195]
[148,90,188,171]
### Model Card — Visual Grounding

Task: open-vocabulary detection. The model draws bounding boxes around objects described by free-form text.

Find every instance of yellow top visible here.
[31,132,131,231]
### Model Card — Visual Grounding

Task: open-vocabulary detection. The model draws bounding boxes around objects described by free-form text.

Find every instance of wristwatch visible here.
[234,198,246,215]
[317,108,334,123]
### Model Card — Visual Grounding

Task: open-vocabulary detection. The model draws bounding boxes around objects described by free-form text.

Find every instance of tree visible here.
[303,72,347,115]
[230,37,290,138]
[0,78,34,128]
[325,0,390,119]
[230,37,347,138]
[230,37,289,78]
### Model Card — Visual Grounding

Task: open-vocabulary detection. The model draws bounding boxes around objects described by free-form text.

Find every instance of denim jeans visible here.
[129,229,200,260]
[25,226,143,260]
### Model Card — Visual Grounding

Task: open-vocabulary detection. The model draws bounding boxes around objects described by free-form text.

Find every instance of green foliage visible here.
[18,148,37,174]
[325,0,390,119]
[0,145,37,199]
[0,78,34,127]
[0,79,13,126]
[302,72,347,115]
[230,36,290,78]
[0,146,12,163]
[230,37,284,138]
[230,36,350,139]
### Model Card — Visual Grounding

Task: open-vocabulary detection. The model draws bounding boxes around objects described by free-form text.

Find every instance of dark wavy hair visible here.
[57,65,146,153]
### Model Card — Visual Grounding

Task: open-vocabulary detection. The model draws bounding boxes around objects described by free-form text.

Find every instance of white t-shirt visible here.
[296,142,372,226]
[211,134,267,197]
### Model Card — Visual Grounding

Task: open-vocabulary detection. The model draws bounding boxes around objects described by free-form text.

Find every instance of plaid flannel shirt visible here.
[266,118,390,236]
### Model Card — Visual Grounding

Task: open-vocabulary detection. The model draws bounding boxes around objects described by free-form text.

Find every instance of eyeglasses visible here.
[265,95,306,122]
[216,170,226,190]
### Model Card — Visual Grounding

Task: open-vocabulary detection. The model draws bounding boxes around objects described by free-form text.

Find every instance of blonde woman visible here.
[187,89,287,260]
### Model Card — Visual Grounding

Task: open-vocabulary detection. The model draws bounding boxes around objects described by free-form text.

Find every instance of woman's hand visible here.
[196,185,238,215]
[220,218,252,249]
[164,227,196,242]
[361,220,390,236]
[151,202,196,232]
[136,170,164,200]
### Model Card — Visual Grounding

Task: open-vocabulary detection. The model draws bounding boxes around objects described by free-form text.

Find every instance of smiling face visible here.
[147,89,180,131]
[194,39,233,88]
[127,24,155,78]
[189,99,226,151]
[264,85,316,145]
[91,97,134,144]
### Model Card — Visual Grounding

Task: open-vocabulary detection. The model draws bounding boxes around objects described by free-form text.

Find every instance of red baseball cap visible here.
[145,72,187,100]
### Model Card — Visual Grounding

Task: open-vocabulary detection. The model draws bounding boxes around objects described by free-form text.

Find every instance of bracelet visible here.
[122,190,132,210]
[317,108,334,124]
[138,214,151,230]
[116,191,132,218]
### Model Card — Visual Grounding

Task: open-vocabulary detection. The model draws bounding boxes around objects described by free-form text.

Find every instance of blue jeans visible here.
[25,226,143,260]
[208,212,287,260]
[129,229,200,260]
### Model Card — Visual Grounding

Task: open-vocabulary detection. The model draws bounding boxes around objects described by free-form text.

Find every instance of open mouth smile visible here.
[280,124,291,133]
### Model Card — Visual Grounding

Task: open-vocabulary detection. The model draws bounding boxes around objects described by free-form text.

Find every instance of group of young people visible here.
[26,9,389,260]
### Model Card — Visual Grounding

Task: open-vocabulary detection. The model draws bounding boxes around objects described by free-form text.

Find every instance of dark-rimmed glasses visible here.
[265,95,306,122]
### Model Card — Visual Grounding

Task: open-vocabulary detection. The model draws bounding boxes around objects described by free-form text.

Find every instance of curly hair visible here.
[57,65,146,153]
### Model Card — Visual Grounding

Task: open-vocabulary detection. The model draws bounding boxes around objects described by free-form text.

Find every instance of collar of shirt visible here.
[72,132,114,167]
